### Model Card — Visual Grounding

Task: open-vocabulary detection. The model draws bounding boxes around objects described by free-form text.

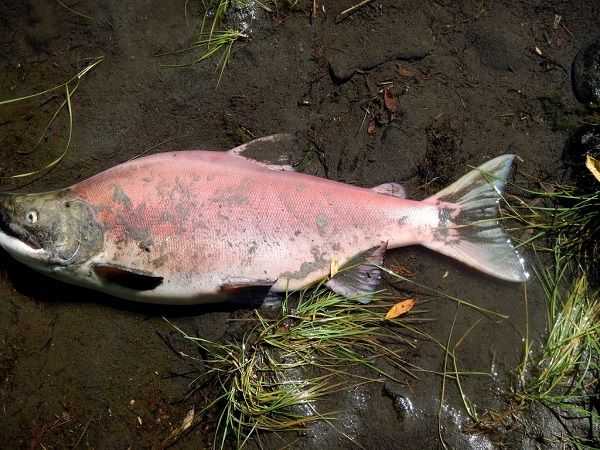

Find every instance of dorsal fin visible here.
[228,134,306,172]
[371,182,406,198]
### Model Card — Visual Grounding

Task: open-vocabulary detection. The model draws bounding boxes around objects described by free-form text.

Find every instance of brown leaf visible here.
[585,154,600,183]
[385,298,416,320]
[397,65,416,78]
[367,118,377,136]
[383,87,398,112]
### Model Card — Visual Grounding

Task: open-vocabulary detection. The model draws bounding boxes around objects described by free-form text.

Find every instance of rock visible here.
[383,382,415,420]
[25,0,59,51]
[562,125,600,191]
[572,36,600,106]
[377,125,425,181]
[467,26,527,72]
[326,7,433,84]
[328,47,430,84]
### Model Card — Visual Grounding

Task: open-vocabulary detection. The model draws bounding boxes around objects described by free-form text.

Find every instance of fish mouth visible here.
[0,207,41,250]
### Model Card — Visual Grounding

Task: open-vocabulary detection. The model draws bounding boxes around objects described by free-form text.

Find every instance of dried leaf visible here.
[182,407,195,431]
[367,118,377,136]
[385,298,416,320]
[388,263,415,278]
[383,87,398,112]
[585,154,600,183]
[397,65,416,78]
[330,256,340,277]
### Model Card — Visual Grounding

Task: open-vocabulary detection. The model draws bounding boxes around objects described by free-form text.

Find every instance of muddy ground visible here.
[0,0,598,448]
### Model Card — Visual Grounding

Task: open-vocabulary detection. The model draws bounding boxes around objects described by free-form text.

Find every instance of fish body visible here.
[0,135,528,304]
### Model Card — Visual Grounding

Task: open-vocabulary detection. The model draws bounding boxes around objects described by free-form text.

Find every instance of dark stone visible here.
[562,125,600,191]
[328,47,430,84]
[25,0,59,51]
[326,8,433,84]
[467,27,527,72]
[572,36,600,106]
[383,382,415,420]
[378,125,425,181]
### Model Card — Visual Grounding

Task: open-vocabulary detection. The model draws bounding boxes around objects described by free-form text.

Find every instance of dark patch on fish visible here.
[151,254,169,268]
[279,246,329,280]
[112,185,133,210]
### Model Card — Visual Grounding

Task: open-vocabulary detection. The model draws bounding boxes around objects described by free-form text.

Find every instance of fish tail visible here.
[422,154,528,282]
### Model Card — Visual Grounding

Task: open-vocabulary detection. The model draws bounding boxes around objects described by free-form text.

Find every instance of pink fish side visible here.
[66,144,527,304]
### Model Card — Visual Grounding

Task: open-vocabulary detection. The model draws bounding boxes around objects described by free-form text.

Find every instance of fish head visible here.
[0,191,103,271]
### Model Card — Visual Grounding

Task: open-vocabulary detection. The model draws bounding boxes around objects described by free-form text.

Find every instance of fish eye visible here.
[26,210,38,224]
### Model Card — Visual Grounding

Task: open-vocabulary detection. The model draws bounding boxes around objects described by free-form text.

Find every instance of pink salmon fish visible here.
[0,135,528,304]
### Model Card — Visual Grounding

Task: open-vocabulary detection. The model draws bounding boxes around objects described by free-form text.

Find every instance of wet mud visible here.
[1,0,599,448]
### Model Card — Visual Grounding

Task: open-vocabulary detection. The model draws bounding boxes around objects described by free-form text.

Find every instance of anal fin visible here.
[326,242,387,304]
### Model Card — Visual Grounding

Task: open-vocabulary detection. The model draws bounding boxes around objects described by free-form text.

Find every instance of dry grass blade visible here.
[381,266,509,320]
[55,0,95,21]
[0,57,104,180]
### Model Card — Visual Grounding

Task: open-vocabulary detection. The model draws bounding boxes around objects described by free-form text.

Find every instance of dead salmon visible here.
[0,135,528,305]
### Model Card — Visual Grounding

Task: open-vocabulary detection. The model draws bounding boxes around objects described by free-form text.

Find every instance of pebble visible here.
[572,37,600,106]
[562,125,600,190]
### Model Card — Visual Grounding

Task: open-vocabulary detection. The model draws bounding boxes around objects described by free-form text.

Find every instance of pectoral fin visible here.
[326,242,387,304]
[93,263,164,291]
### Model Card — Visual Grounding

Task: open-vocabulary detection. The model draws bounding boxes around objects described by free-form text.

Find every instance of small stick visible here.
[335,0,374,23]
[73,419,92,449]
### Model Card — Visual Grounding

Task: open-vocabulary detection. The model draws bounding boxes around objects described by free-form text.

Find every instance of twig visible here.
[335,0,374,23]
[438,305,459,450]
[72,419,92,449]
[55,0,94,21]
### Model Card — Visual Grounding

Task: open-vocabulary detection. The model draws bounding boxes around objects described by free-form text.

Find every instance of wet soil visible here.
[1,0,599,448]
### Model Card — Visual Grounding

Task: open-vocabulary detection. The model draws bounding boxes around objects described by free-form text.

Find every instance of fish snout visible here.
[0,197,17,239]
[0,195,42,250]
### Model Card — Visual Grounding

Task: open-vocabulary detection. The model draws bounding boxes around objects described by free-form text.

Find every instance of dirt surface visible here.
[0,0,599,448]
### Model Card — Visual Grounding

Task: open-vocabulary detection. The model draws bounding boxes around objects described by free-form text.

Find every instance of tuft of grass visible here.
[167,0,301,85]
[0,57,103,180]
[168,286,431,449]
[160,0,253,86]
[506,179,600,446]
[520,247,600,409]
[502,183,600,284]
[158,30,246,86]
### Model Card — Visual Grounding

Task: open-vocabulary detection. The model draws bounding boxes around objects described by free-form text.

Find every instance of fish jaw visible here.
[0,193,53,271]
[0,229,51,271]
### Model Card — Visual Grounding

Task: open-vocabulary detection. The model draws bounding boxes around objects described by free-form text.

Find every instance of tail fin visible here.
[423,154,528,282]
